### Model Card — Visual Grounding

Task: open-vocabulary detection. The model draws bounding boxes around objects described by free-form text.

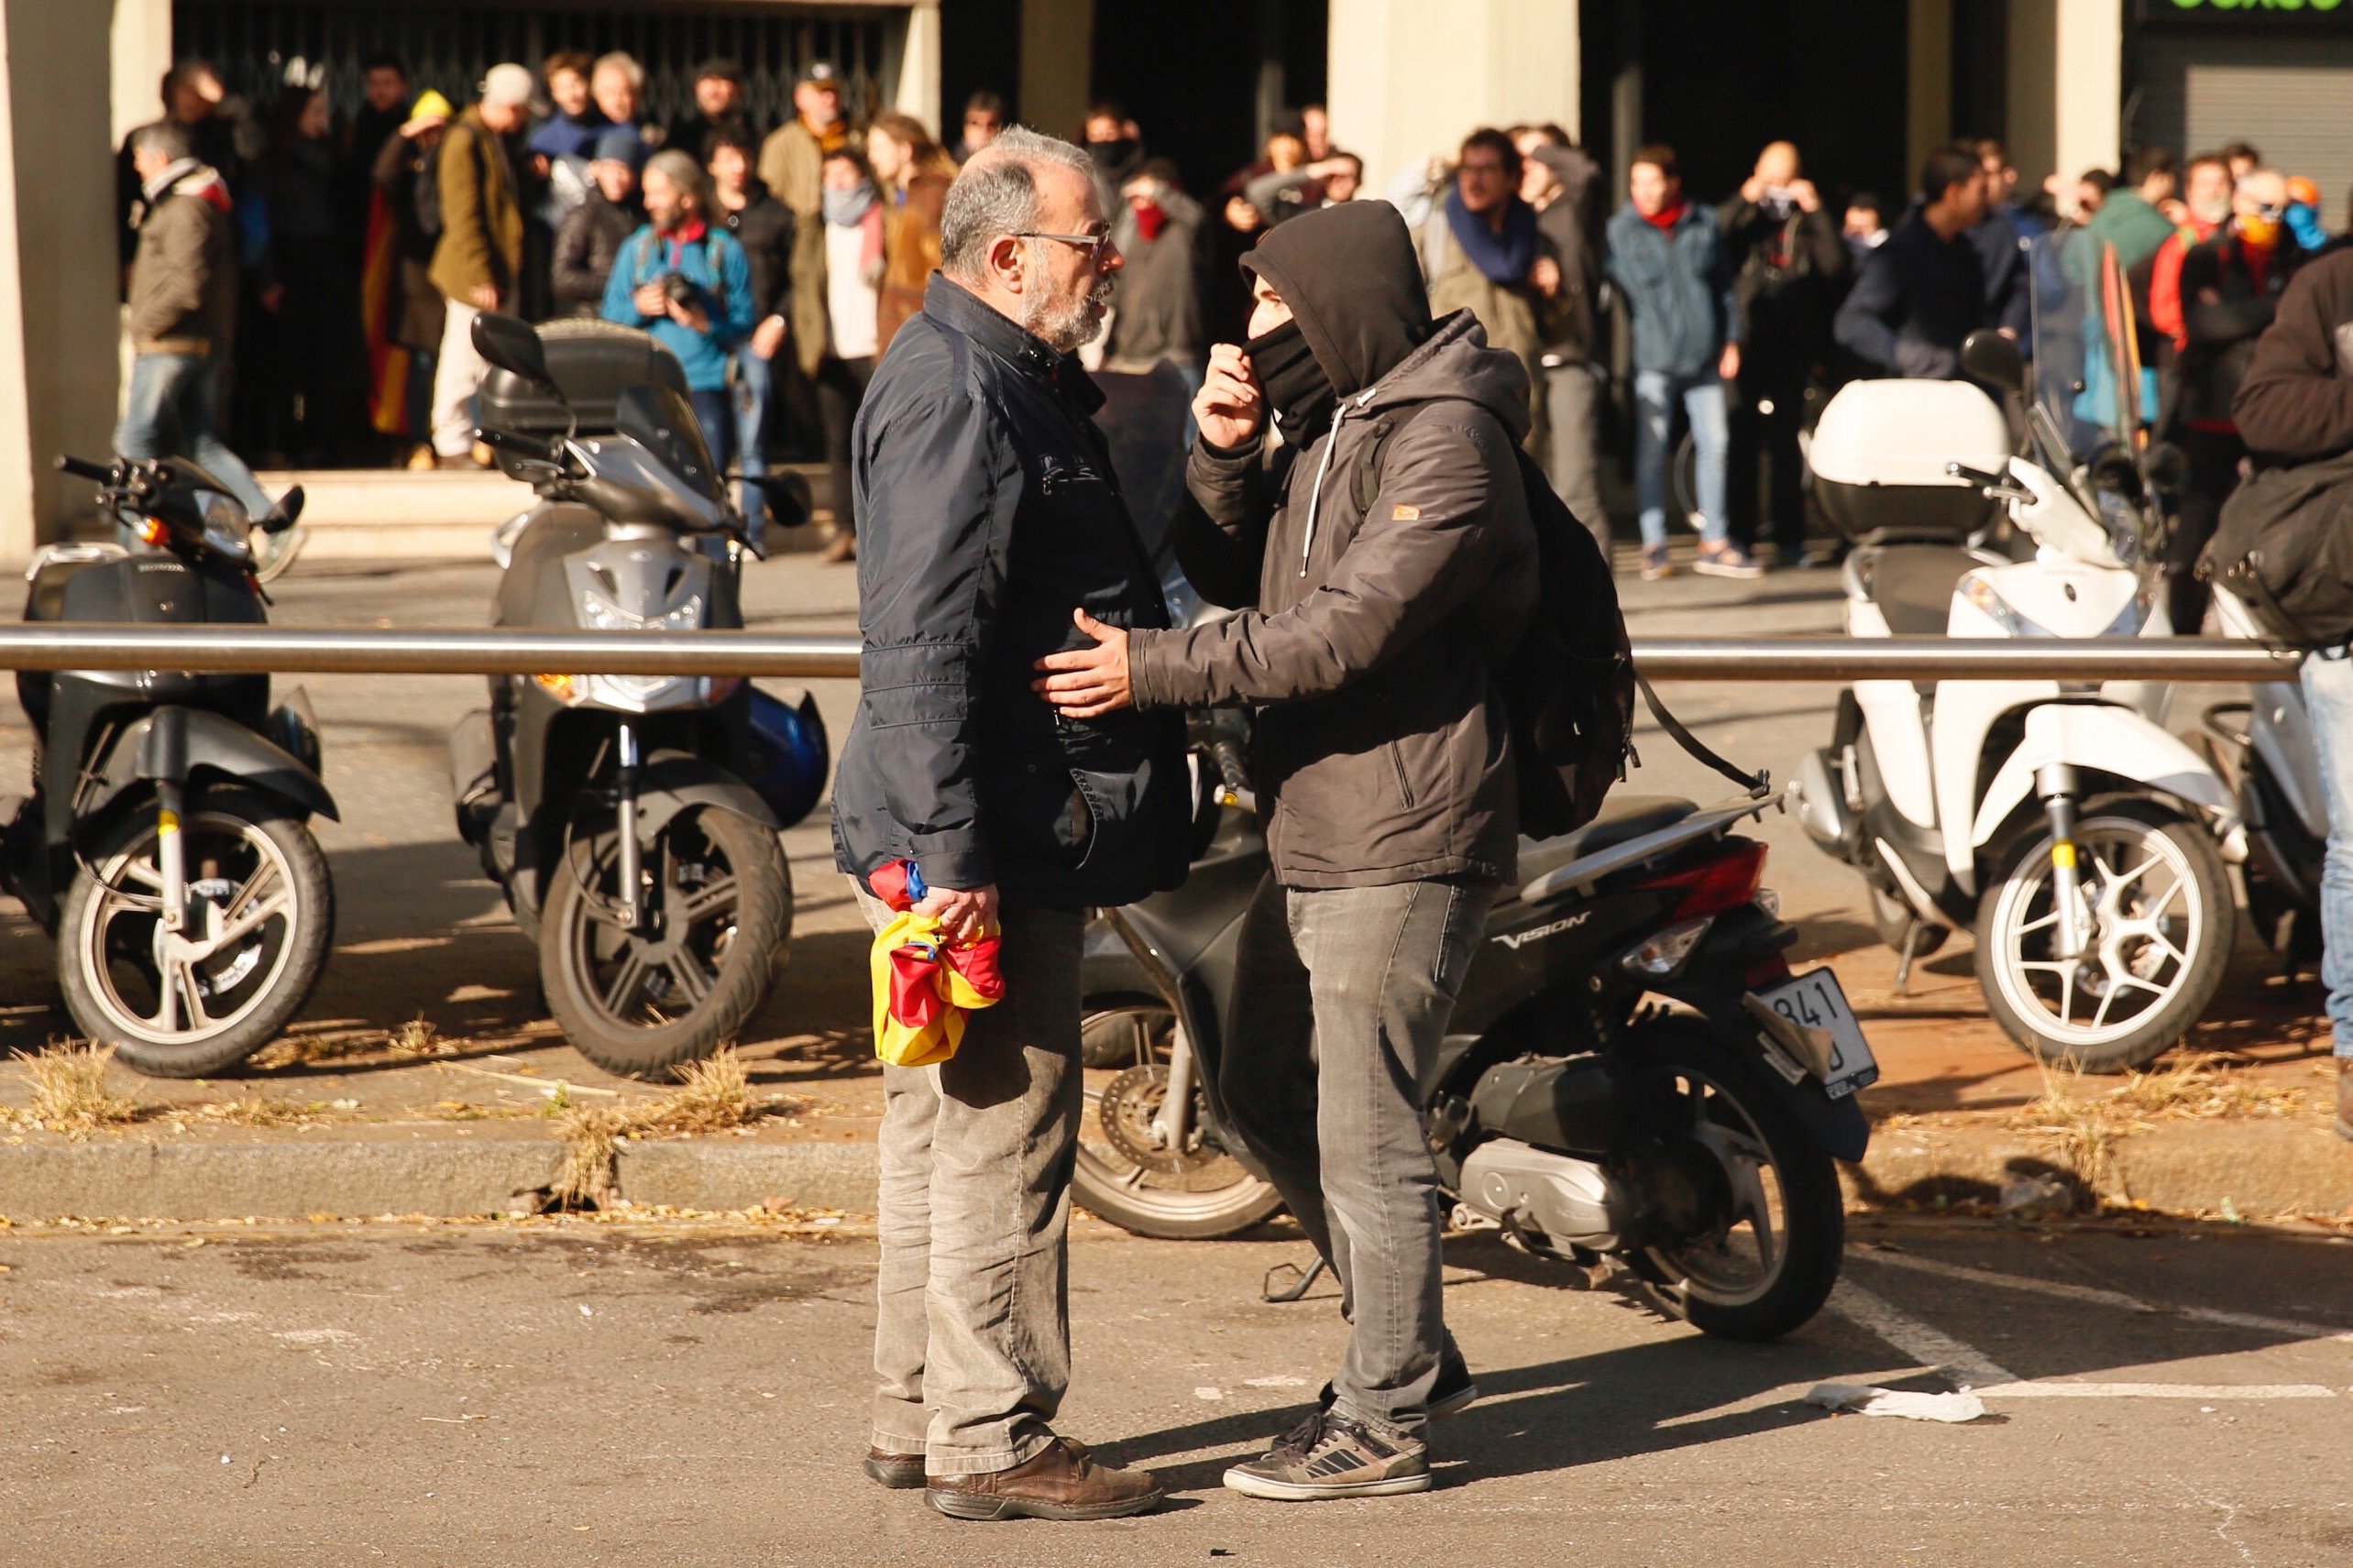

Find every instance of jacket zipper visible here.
[1296,389,1380,578]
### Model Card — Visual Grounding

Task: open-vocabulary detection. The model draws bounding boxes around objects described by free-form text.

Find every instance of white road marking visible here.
[1975,1382,2335,1399]
[1858,1248,2353,1344]
[1829,1278,2019,1387]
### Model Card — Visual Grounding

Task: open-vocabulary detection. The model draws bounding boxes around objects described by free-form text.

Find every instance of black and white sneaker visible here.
[1302,1348,1479,1425]
[1223,1411,1430,1501]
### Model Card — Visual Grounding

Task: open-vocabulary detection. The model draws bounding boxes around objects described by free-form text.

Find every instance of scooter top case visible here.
[1810,378,2008,543]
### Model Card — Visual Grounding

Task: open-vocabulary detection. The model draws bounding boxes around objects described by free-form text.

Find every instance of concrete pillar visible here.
[894,0,942,137]
[2007,0,2120,189]
[1018,0,1092,140]
[1907,0,1953,193]
[111,0,171,147]
[0,0,123,561]
[1327,0,1579,200]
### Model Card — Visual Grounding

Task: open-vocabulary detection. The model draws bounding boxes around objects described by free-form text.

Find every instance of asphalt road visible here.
[3,1213,2348,1565]
[0,547,1874,1060]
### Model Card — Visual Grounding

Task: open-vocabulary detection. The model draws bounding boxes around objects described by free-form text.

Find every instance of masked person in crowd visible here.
[1842,192,1889,267]
[813,147,885,562]
[951,90,1006,165]
[1102,159,1206,381]
[2168,168,2306,633]
[835,126,1187,1523]
[1035,199,1538,1502]
[1721,139,1847,567]
[1083,100,1146,214]
[551,129,643,319]
[1609,143,1754,579]
[600,149,754,468]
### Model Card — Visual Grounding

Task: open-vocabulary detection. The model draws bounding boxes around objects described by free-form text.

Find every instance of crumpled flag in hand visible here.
[867,860,1005,1068]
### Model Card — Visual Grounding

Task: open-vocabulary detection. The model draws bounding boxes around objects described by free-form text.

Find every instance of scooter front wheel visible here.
[60,788,335,1078]
[1974,797,2234,1073]
[542,806,790,1079]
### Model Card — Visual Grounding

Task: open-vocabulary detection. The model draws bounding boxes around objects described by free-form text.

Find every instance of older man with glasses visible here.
[830,126,1192,1522]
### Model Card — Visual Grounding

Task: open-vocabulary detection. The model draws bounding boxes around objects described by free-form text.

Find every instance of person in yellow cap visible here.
[367,87,456,467]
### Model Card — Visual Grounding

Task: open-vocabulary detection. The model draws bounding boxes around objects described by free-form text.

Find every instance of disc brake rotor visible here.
[1094,1063,1212,1176]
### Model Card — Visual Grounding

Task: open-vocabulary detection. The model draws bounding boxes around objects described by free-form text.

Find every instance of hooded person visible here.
[1034,199,1540,1503]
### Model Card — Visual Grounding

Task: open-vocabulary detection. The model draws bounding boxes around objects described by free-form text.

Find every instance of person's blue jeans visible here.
[732,347,775,545]
[1633,367,1729,551]
[689,385,736,477]
[115,352,277,528]
[2301,649,2353,1058]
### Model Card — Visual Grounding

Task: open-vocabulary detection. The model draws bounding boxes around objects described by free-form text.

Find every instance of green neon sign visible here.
[2170,0,2347,12]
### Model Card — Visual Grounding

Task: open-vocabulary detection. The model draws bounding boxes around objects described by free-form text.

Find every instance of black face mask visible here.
[1088,136,1138,172]
[1247,319,1336,443]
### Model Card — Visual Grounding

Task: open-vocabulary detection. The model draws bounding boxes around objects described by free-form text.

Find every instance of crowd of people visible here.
[113,49,2351,590]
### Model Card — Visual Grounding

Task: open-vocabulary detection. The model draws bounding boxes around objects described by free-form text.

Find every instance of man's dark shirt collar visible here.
[923,274,1104,415]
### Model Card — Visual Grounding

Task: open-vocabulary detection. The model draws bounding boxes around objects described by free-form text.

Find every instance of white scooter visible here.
[1791,239,2241,1071]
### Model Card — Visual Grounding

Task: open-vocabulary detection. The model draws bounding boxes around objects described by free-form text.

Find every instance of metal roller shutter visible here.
[2133,31,2353,217]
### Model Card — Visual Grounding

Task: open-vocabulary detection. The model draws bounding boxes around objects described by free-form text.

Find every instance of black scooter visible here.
[1074,723,1875,1341]
[2,455,334,1076]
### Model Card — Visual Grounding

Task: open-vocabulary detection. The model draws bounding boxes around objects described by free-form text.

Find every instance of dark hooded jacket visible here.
[1128,202,1541,888]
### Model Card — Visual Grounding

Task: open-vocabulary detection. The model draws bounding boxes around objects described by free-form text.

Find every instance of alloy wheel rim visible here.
[1991,817,2203,1047]
[76,811,298,1046]
[567,819,742,1033]
[1643,1067,1790,1309]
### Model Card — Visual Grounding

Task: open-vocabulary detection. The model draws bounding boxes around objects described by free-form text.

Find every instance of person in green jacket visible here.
[2079,145,2180,277]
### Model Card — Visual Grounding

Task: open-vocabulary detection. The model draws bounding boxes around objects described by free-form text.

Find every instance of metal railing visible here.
[0,627,2308,685]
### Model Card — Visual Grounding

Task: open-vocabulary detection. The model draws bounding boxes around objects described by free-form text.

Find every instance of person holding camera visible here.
[601,148,754,465]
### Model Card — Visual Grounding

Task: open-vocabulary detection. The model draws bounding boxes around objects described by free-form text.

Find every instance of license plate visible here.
[1757,969,1880,1099]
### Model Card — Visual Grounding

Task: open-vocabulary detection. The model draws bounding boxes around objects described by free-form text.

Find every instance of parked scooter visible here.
[1074,720,1874,1342]
[448,315,826,1078]
[1,455,334,1075]
[1791,229,2241,1072]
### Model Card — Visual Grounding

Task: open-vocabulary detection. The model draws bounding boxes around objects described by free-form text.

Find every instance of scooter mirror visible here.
[743,470,814,529]
[1960,328,2026,392]
[471,312,556,390]
[2143,441,2189,492]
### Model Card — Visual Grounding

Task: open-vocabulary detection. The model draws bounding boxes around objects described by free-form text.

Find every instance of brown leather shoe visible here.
[863,1446,926,1489]
[926,1436,1163,1521]
[2337,1059,2351,1142]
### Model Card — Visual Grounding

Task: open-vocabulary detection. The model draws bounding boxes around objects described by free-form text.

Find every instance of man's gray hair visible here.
[130,120,193,162]
[940,126,1097,282]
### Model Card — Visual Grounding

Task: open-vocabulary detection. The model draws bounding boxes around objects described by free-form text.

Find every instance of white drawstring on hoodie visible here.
[1297,388,1380,577]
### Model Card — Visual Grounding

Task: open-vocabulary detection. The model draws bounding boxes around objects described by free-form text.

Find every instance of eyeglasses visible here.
[1017,230,1114,256]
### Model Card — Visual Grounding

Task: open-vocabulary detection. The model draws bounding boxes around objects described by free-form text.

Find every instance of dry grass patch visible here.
[2007,1054,2307,1196]
[12,1040,141,1135]
[187,1094,344,1129]
[544,1049,788,1208]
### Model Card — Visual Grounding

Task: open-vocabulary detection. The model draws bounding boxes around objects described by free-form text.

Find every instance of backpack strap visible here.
[1636,674,1772,797]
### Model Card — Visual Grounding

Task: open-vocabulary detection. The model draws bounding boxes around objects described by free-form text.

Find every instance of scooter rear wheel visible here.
[542,806,789,1080]
[60,788,334,1078]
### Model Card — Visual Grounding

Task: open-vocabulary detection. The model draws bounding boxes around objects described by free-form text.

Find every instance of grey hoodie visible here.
[1129,305,1540,887]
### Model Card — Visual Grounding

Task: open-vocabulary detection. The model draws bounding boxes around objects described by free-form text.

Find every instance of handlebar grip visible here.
[1944,461,2007,490]
[55,455,112,482]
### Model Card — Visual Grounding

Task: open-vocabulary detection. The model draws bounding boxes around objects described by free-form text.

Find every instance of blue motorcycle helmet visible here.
[743,686,830,829]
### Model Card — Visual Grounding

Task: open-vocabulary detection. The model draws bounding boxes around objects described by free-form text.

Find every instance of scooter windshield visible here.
[2029,227,2148,464]
[614,383,726,509]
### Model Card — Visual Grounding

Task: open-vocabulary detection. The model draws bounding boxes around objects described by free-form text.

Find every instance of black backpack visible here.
[1349,409,1764,837]
[2200,445,2353,648]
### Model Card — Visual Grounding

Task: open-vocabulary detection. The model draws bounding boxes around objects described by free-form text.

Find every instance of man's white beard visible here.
[1025,274,1116,356]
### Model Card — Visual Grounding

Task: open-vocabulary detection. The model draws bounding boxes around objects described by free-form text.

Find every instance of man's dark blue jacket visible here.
[830,275,1193,909]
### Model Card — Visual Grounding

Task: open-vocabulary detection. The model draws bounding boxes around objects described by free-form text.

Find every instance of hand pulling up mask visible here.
[1245,319,1336,443]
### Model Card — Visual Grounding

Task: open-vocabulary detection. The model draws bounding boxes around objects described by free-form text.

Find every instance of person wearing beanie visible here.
[1037,199,1539,1501]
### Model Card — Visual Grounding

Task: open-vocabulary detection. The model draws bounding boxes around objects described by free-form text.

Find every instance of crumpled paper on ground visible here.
[1804,1382,1989,1423]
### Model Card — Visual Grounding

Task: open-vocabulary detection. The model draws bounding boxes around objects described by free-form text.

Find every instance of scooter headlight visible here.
[1620,916,1713,978]
[1960,572,2051,638]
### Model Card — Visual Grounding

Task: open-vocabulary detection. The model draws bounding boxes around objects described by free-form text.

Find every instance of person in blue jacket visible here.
[602,148,754,466]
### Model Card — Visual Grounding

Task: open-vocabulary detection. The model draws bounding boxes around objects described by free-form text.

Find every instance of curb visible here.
[0,1135,880,1221]
[3,1122,2346,1224]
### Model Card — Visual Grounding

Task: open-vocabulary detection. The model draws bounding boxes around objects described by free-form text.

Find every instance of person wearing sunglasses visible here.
[2170,167,2310,633]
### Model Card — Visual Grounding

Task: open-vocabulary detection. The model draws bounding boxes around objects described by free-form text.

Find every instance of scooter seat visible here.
[1866,543,1976,636]
[1517,795,1698,883]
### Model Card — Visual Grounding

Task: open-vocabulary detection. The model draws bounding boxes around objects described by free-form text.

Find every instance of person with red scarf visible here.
[1101,159,1204,381]
[2166,167,2306,633]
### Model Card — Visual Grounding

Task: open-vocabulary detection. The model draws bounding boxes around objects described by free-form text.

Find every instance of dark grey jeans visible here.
[1221,876,1492,1439]
[1541,357,1611,560]
[855,885,1085,1475]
